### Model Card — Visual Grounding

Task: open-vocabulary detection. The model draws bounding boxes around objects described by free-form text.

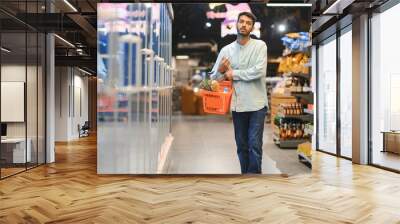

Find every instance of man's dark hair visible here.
[237,12,257,26]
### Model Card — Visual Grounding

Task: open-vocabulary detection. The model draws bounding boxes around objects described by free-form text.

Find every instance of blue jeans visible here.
[232,107,267,174]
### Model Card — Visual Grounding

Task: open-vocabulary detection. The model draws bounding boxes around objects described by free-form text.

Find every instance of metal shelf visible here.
[276,113,313,122]
[275,138,309,149]
[290,73,310,79]
[291,92,314,103]
[304,108,313,115]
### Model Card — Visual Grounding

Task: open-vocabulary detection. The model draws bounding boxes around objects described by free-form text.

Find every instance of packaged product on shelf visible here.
[280,32,311,53]
[278,103,304,116]
[272,76,292,95]
[297,142,312,157]
[278,121,306,140]
[302,81,311,92]
[277,53,310,74]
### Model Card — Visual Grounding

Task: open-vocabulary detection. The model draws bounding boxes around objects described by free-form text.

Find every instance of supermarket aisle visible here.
[164,114,310,175]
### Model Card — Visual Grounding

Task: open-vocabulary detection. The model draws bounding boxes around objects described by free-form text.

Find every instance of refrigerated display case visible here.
[97,3,174,174]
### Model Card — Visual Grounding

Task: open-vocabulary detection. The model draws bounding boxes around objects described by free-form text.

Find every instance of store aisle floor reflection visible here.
[164,114,310,175]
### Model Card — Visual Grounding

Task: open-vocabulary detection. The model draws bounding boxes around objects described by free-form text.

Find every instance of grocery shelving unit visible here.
[272,32,313,168]
[292,92,313,168]
[273,112,312,149]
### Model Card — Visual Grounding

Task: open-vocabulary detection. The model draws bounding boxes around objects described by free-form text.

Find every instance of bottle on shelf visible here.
[296,80,302,92]
[291,78,297,92]
[291,123,296,139]
[296,123,303,139]
[298,103,303,115]
[292,123,297,139]
[285,123,290,139]
[301,123,307,138]
[281,123,287,140]
[303,81,310,92]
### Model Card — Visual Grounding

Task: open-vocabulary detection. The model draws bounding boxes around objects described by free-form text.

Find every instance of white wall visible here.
[55,67,89,141]
[55,67,69,141]
[1,65,36,138]
[1,64,46,164]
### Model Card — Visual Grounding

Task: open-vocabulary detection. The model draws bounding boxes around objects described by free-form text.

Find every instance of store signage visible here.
[206,3,261,38]
[206,11,226,19]
[206,3,251,20]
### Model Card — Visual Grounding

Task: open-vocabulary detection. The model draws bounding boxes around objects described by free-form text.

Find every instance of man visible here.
[210,12,268,174]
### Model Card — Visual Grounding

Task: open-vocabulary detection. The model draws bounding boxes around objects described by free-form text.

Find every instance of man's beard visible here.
[237,27,251,37]
[238,30,251,37]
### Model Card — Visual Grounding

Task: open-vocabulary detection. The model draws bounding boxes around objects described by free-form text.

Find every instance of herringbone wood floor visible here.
[1,135,400,223]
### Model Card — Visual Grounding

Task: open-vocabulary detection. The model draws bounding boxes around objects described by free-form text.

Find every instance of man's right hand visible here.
[218,57,231,73]
[224,68,233,81]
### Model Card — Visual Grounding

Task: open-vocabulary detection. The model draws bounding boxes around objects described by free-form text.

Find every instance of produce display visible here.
[199,79,220,92]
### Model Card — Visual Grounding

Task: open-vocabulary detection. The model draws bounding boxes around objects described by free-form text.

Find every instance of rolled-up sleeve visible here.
[232,43,267,81]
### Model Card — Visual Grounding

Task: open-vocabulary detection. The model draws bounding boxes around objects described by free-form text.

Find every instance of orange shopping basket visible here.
[200,81,233,115]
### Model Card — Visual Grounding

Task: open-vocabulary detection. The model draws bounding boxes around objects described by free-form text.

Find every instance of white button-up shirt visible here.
[210,38,268,112]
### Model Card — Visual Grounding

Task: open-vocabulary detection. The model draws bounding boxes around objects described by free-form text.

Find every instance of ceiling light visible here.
[322,0,352,15]
[78,67,92,76]
[145,3,152,8]
[209,3,224,9]
[54,34,75,48]
[1,47,11,53]
[176,55,189,60]
[63,0,78,12]
[206,22,212,28]
[266,3,312,7]
[278,24,286,32]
